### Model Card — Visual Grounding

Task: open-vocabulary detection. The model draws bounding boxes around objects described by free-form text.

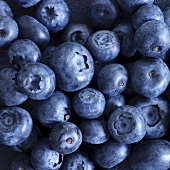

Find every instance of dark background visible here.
[0,0,92,169]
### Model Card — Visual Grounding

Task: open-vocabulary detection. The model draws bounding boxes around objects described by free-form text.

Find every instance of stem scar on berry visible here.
[119,81,124,86]
[149,71,156,78]
[66,138,72,144]
[153,46,162,52]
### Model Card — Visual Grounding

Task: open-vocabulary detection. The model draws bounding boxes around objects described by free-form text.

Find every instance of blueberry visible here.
[97,64,128,96]
[87,30,120,62]
[124,62,136,95]
[17,15,50,49]
[10,153,34,170]
[113,21,137,58]
[108,105,146,144]
[49,42,94,92]
[163,7,170,28]
[103,94,125,118]
[12,125,41,152]
[49,122,82,154]
[92,139,131,169]
[88,0,119,29]
[60,151,95,170]
[134,20,170,58]
[80,117,109,144]
[91,60,115,84]
[8,39,41,69]
[32,90,71,128]
[0,68,28,106]
[132,5,164,30]
[62,23,93,45]
[12,0,41,8]
[73,88,105,119]
[41,46,57,66]
[117,0,154,13]
[0,16,18,49]
[0,107,33,146]
[0,0,13,18]
[17,63,56,100]
[129,95,170,139]
[154,0,170,10]
[31,138,63,170]
[129,139,170,170]
[130,58,170,98]
[36,0,69,33]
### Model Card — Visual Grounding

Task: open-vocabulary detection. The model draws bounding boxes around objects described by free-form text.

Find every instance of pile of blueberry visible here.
[0,0,170,169]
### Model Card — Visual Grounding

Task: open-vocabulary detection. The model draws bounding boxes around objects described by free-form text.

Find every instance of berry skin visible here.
[32,90,71,128]
[17,15,50,49]
[87,30,120,62]
[130,58,170,98]
[36,0,69,33]
[0,0,13,18]
[0,107,33,146]
[49,122,82,155]
[12,0,41,8]
[62,23,93,45]
[60,151,95,170]
[117,0,154,13]
[88,0,119,29]
[0,16,18,49]
[31,138,64,170]
[72,87,106,119]
[49,42,94,92]
[129,95,170,139]
[108,105,146,144]
[134,20,170,58]
[8,39,41,69]
[97,64,128,96]
[0,67,28,106]
[80,117,109,144]
[92,139,131,169]
[132,4,164,30]
[129,140,170,170]
[17,63,56,100]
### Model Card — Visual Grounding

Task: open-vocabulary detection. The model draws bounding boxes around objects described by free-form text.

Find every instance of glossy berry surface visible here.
[129,95,170,139]
[132,4,164,30]
[97,64,128,96]
[108,105,146,144]
[73,87,106,119]
[32,90,71,128]
[0,67,28,106]
[130,58,170,98]
[134,20,170,58]
[88,0,119,29]
[0,107,33,146]
[0,16,18,49]
[49,122,82,155]
[12,0,41,8]
[17,62,56,100]
[80,117,109,144]
[17,15,50,49]
[49,42,94,92]
[31,138,63,170]
[62,23,93,45]
[129,139,170,170]
[8,39,41,69]
[36,0,69,33]
[92,139,131,169]
[87,30,120,62]
[60,151,95,170]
